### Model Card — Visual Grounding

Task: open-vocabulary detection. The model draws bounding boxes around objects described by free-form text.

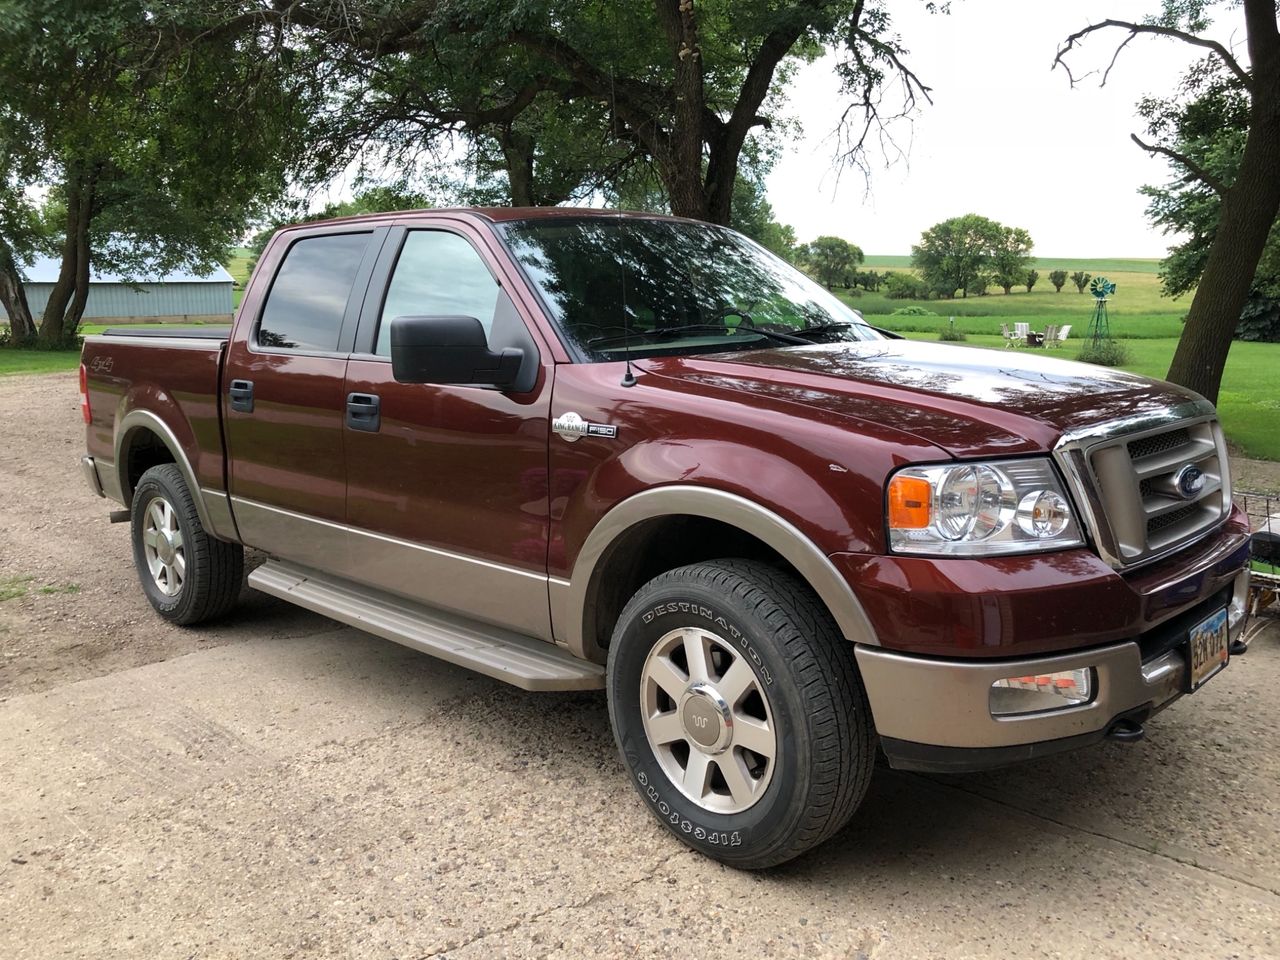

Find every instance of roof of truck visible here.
[292,206,694,231]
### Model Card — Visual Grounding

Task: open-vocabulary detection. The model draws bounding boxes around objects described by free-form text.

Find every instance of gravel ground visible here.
[1,370,1278,959]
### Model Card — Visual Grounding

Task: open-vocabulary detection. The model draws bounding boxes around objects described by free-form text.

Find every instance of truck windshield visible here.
[497,217,884,361]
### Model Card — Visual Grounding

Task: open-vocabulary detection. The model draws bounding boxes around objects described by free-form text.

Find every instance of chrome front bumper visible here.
[857,570,1250,772]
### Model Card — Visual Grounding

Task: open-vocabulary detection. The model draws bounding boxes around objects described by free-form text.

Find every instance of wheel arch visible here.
[558,486,880,663]
[115,410,215,534]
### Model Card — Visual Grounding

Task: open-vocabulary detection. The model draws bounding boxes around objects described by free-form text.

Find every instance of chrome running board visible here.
[248,560,604,692]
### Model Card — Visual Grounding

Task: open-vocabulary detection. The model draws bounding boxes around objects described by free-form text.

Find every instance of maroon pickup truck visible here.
[80,208,1251,868]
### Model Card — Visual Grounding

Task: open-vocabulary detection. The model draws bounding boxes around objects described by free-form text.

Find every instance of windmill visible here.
[1086,275,1117,346]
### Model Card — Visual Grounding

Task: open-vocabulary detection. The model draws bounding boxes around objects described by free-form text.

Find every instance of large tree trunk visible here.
[500,128,537,207]
[38,170,96,345]
[654,0,711,222]
[0,245,36,344]
[1167,69,1280,402]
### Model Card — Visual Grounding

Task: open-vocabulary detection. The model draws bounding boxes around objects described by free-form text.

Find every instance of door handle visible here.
[346,392,381,432]
[229,379,254,413]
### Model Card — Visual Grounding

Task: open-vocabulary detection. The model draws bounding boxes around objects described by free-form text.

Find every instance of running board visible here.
[247,560,604,692]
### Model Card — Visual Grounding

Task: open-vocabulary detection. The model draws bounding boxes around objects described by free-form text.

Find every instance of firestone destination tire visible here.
[606,560,876,869]
[130,463,244,626]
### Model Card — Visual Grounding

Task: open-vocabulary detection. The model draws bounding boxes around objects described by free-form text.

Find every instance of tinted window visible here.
[257,232,371,351]
[376,231,500,356]
[497,218,884,361]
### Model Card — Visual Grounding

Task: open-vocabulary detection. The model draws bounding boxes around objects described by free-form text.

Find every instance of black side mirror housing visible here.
[389,315,526,388]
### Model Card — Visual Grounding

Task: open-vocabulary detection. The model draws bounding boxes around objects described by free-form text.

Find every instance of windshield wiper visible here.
[792,321,903,341]
[588,323,809,349]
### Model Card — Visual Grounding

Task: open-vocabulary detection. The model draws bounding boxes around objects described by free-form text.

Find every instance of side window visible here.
[257,232,371,351]
[376,231,500,356]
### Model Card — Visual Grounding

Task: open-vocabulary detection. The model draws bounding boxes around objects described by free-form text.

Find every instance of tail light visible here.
[79,363,91,424]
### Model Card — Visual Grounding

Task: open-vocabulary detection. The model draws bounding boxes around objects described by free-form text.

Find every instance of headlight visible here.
[887,458,1084,556]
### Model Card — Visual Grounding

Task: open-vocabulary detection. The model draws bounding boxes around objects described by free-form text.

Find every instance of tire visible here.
[606,559,876,869]
[130,463,243,625]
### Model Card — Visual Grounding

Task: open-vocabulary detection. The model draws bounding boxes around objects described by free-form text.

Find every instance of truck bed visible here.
[100,325,231,340]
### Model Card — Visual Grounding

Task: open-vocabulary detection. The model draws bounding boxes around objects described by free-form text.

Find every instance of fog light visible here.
[990,668,1093,716]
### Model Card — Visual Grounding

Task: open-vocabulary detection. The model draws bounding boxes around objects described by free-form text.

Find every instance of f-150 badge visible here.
[552,411,618,442]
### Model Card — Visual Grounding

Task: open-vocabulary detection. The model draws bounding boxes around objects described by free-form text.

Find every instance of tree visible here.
[1138,54,1280,343]
[1025,269,1039,292]
[910,214,1008,298]
[992,227,1034,294]
[800,236,864,288]
[281,1,942,225]
[1071,270,1092,293]
[729,177,799,261]
[0,0,306,346]
[1049,269,1069,292]
[884,271,928,300]
[1054,0,1280,403]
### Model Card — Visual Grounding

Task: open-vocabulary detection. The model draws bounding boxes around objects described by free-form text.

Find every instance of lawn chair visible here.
[1042,324,1058,348]
[1000,323,1021,348]
[1054,324,1072,347]
[1014,322,1030,342]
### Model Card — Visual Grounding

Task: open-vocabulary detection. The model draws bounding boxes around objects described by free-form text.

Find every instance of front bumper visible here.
[857,569,1250,773]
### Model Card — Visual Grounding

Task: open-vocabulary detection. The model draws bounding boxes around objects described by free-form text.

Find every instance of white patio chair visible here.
[1055,324,1072,346]
[1001,323,1020,348]
[1014,322,1030,342]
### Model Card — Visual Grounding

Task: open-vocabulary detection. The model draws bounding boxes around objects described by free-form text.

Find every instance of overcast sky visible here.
[765,0,1249,257]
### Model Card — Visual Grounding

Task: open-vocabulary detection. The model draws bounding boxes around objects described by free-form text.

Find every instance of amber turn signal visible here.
[888,475,932,529]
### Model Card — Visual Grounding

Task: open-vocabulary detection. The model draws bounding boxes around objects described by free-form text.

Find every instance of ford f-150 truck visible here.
[80,208,1251,868]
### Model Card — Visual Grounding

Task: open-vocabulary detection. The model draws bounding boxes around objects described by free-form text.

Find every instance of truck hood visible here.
[641,340,1203,459]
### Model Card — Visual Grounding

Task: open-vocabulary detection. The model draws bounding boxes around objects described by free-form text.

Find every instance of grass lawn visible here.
[0,350,80,377]
[895,331,1280,462]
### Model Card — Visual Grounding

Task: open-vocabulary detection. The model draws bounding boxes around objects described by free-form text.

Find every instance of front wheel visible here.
[130,463,243,625]
[606,560,876,869]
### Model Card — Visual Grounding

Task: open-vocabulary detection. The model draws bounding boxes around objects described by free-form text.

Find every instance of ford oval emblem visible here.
[1172,464,1206,500]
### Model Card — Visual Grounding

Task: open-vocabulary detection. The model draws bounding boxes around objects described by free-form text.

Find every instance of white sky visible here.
[766,0,1249,257]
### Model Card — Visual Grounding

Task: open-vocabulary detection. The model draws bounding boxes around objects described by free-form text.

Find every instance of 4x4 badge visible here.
[552,411,618,442]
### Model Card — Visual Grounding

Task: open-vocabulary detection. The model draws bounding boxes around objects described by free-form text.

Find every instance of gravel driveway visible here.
[1,371,1277,959]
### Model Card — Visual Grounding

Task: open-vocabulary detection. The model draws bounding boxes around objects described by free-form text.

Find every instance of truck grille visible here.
[1055,409,1231,568]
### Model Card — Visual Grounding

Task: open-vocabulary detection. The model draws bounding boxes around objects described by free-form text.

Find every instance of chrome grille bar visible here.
[1053,399,1231,569]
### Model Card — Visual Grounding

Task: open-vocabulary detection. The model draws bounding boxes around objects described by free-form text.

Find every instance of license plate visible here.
[1187,607,1229,691]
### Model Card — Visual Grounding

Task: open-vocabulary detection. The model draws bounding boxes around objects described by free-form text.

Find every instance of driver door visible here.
[341,222,555,640]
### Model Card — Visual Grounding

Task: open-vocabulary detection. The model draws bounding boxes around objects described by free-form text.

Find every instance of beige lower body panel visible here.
[230,497,552,641]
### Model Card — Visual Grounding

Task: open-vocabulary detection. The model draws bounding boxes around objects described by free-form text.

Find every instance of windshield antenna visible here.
[611,62,637,388]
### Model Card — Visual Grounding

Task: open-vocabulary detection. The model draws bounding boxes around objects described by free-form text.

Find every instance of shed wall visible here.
[23,281,233,320]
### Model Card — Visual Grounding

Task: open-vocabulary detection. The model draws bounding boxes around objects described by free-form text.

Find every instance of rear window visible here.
[257,232,371,351]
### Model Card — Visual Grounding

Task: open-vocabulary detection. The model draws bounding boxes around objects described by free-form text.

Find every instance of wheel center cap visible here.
[680,681,733,754]
[156,534,175,564]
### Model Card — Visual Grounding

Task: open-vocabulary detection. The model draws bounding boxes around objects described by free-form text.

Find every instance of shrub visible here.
[969,274,990,296]
[939,319,967,341]
[884,272,928,300]
[1049,269,1068,292]
[890,306,937,316]
[1235,295,1280,342]
[1076,339,1132,366]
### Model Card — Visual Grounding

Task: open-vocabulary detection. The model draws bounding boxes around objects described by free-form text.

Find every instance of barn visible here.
[20,254,235,325]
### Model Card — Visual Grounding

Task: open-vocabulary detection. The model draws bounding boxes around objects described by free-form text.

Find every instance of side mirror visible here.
[389,315,525,388]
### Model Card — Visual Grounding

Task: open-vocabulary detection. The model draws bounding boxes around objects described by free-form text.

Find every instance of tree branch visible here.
[1131,133,1229,196]
[1053,18,1252,91]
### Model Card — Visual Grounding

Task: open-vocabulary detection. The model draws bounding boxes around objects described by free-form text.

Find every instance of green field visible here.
[862,255,1164,274]
[226,246,255,307]
[841,269,1188,336]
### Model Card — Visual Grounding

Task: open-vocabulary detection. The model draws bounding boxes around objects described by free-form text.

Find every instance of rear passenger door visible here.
[223,226,385,567]
[342,222,554,640]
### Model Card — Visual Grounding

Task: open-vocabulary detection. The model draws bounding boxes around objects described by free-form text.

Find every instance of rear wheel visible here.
[130,464,243,625]
[606,560,875,869]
